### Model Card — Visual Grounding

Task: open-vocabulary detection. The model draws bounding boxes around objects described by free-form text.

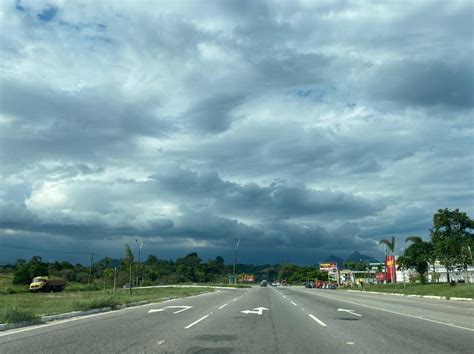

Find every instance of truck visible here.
[29,276,66,292]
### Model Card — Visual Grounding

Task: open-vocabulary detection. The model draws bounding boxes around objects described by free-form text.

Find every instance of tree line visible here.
[382,208,473,283]
[7,251,329,287]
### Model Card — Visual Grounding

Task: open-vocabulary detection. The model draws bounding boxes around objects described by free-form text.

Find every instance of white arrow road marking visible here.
[240,307,269,315]
[308,314,327,327]
[337,308,362,317]
[148,306,193,314]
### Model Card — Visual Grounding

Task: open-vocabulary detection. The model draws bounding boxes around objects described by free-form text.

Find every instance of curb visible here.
[346,289,473,301]
[0,301,151,332]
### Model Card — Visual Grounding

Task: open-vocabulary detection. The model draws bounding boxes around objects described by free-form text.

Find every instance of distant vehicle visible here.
[305,281,314,288]
[123,283,131,289]
[272,282,280,286]
[29,276,65,292]
[260,280,268,287]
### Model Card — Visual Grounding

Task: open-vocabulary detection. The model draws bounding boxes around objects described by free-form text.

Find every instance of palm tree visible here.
[124,244,134,295]
[405,235,423,244]
[103,268,114,292]
[379,236,395,254]
[379,236,395,283]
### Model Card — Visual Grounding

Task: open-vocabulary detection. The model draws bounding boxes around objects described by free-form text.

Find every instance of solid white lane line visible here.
[290,301,297,306]
[308,314,327,327]
[184,315,209,329]
[218,303,228,309]
[308,292,474,332]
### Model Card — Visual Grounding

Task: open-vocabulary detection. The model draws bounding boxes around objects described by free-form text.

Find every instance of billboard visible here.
[238,274,255,283]
[385,255,397,283]
[319,262,338,271]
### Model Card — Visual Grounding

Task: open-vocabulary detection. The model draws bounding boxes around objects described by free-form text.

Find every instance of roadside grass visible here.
[0,306,40,324]
[345,283,474,298]
[0,273,29,295]
[0,287,213,321]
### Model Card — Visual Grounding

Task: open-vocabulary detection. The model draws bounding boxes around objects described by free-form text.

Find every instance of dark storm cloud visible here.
[0,79,174,166]
[366,60,474,109]
[185,94,245,133]
[149,168,385,220]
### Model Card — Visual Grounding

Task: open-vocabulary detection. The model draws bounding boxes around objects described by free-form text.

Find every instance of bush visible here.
[0,307,40,324]
[12,265,31,285]
[73,296,118,311]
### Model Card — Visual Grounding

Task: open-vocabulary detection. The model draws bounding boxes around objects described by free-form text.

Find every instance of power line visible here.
[0,242,96,256]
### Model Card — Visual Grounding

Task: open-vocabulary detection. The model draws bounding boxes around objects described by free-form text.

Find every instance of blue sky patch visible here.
[38,6,58,22]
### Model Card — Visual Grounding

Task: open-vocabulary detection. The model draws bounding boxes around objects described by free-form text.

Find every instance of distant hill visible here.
[319,252,380,268]
[325,255,345,266]
[345,251,379,263]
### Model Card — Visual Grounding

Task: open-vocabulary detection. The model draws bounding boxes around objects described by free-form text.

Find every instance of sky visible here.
[0,0,473,265]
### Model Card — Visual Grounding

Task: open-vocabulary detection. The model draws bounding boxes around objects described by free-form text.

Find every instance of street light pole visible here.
[233,238,240,283]
[136,239,145,287]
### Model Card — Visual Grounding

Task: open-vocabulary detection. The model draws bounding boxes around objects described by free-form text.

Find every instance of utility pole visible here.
[113,267,117,297]
[88,252,96,286]
[232,238,240,284]
[136,239,145,287]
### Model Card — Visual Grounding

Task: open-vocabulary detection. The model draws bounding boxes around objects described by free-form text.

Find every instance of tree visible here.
[103,268,114,292]
[124,244,134,294]
[403,237,433,284]
[430,208,474,283]
[406,236,437,282]
[176,253,202,282]
[13,263,31,285]
[379,236,395,283]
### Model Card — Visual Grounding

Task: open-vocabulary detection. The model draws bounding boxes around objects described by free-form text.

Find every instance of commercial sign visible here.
[320,262,338,271]
[238,274,255,283]
[385,255,397,283]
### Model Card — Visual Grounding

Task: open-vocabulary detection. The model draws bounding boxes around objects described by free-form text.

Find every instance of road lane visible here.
[0,289,246,354]
[275,286,473,353]
[175,286,358,353]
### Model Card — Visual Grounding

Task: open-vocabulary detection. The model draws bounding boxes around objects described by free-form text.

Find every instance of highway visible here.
[1,286,473,353]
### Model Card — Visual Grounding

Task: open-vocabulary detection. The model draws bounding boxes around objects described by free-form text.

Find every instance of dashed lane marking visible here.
[184,315,210,329]
[218,303,228,309]
[290,301,297,306]
[308,314,327,327]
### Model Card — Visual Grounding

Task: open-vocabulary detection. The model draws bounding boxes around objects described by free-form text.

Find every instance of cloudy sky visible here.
[0,0,473,265]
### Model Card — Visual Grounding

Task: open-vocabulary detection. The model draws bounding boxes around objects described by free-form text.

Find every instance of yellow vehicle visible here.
[29,276,66,292]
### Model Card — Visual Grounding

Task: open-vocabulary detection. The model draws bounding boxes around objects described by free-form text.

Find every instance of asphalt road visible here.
[1,286,473,353]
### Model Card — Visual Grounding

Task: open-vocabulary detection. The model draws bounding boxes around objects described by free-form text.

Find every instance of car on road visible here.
[260,280,268,287]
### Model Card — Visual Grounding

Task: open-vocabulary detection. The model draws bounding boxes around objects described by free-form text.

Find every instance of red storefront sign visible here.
[385,255,397,283]
[376,272,385,281]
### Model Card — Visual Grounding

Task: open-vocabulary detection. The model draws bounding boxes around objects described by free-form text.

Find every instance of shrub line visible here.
[346,289,473,301]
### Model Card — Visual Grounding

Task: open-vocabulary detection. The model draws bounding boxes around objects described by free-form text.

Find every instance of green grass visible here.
[0,287,213,321]
[0,306,40,324]
[344,283,474,298]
